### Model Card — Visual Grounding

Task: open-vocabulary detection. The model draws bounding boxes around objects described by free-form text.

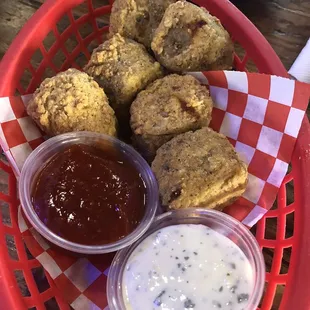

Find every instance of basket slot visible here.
[264,217,277,240]
[254,168,296,309]
[43,32,68,73]
[78,23,94,40]
[67,11,92,61]
[285,212,294,239]
[5,234,19,261]
[53,50,67,70]
[280,247,291,274]
[64,35,79,53]
[245,59,259,73]
[87,38,101,54]
[74,53,88,69]
[44,272,72,310]
[73,2,90,20]
[261,272,282,310]
[95,16,110,29]
[92,0,111,10]
[82,25,109,48]
[87,0,110,41]
[1,201,12,227]
[257,282,267,308]
[30,49,44,71]
[53,29,82,71]
[91,1,112,45]
[14,270,31,297]
[44,297,61,310]
[32,266,51,294]
[285,179,294,206]
[20,68,33,94]
[28,64,37,78]
[260,282,286,309]
[57,14,71,34]
[269,284,285,310]
[26,44,59,93]
[43,31,57,52]
[262,247,274,273]
[42,67,56,80]
[17,0,113,95]
[52,29,76,73]
[233,41,246,71]
[233,41,259,73]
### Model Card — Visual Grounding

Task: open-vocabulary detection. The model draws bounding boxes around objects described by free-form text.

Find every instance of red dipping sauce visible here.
[31,144,147,245]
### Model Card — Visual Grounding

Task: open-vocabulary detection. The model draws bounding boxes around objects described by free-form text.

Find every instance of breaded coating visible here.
[151,1,234,72]
[152,128,248,210]
[84,34,163,119]
[130,74,213,159]
[109,0,177,48]
[27,69,117,137]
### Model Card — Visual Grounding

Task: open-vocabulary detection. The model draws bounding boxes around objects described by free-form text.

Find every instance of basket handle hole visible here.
[32,266,51,293]
[14,270,31,297]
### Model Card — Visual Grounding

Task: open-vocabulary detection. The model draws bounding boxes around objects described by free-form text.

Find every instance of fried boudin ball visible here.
[27,69,117,137]
[84,34,163,119]
[152,128,248,210]
[109,0,177,48]
[151,1,234,72]
[130,74,213,160]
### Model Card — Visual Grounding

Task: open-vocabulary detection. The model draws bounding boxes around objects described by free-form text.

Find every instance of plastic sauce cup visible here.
[19,132,159,254]
[107,208,265,309]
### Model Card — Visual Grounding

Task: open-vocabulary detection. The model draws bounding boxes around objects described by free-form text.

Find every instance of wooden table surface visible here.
[0,0,309,309]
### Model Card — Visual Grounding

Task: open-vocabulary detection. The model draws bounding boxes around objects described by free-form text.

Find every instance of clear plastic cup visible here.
[19,132,158,254]
[107,208,265,309]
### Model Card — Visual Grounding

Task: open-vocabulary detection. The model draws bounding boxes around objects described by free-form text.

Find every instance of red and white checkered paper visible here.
[0,71,309,309]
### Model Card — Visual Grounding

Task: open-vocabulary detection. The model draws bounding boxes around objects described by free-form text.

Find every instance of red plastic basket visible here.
[0,0,309,309]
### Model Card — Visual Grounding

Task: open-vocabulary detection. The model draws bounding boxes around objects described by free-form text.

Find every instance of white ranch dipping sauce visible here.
[122,224,254,310]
